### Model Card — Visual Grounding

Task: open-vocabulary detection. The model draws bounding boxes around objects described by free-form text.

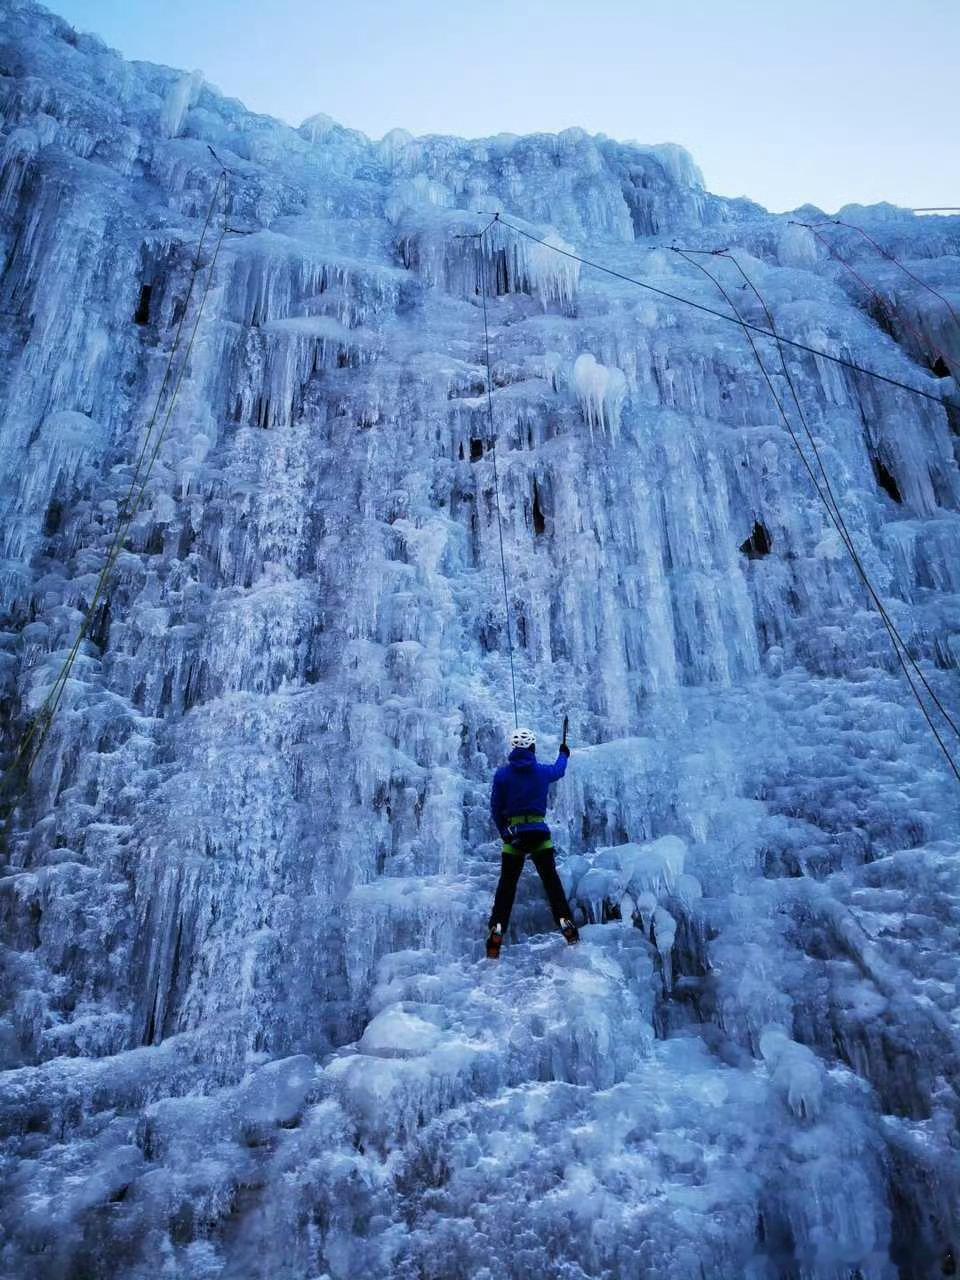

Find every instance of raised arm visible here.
[539,751,569,783]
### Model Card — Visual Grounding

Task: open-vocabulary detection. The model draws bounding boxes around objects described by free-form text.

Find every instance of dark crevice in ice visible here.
[532,481,546,535]
[740,520,772,558]
[134,283,152,325]
[872,456,903,503]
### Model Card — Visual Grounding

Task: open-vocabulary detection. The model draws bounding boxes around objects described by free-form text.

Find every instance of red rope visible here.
[795,221,957,371]
[830,219,960,333]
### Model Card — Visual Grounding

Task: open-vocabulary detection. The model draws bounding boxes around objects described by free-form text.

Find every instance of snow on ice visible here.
[1,2,960,1277]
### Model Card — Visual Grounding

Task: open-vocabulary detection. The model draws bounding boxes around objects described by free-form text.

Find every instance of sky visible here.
[43,0,959,214]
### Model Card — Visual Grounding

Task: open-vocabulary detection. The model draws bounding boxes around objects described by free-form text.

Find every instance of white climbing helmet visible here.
[509,727,536,750]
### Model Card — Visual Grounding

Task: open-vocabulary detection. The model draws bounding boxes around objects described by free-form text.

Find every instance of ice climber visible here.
[486,726,579,959]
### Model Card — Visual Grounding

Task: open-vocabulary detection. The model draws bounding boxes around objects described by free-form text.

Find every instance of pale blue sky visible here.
[45,0,958,213]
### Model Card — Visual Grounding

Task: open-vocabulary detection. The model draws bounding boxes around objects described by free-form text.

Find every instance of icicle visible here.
[573,352,627,437]
[160,70,203,139]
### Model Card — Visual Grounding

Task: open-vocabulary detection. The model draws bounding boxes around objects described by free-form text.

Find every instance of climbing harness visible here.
[504,824,554,855]
[1,154,230,809]
[669,244,960,785]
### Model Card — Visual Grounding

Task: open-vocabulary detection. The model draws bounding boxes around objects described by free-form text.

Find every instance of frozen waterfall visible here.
[1,3,960,1277]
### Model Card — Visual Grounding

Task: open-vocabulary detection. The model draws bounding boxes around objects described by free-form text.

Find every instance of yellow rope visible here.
[3,166,229,800]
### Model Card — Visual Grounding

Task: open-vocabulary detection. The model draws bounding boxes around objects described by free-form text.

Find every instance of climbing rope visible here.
[716,248,960,743]
[802,219,960,335]
[670,246,960,784]
[464,212,960,782]
[496,216,948,407]
[475,219,519,728]
[2,160,230,801]
[790,221,954,370]
[476,213,960,781]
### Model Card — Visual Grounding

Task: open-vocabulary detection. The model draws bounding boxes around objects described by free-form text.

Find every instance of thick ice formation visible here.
[573,352,627,437]
[1,3,960,1277]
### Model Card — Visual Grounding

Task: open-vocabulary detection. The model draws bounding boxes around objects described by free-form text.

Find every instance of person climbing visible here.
[486,724,579,959]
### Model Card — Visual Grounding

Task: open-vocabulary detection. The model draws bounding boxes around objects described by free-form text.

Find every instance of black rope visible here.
[790,221,953,370]
[713,248,960,743]
[476,223,519,728]
[813,219,960,333]
[671,246,960,785]
[497,217,947,407]
[719,249,960,742]
[490,210,959,777]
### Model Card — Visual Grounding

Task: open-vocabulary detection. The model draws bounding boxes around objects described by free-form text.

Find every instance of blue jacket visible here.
[490,747,568,841]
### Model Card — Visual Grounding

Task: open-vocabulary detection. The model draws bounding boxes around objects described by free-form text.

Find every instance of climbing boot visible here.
[560,918,580,946]
[486,923,504,960]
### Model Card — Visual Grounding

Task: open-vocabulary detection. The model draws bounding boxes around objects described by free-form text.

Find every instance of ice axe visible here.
[561,715,569,750]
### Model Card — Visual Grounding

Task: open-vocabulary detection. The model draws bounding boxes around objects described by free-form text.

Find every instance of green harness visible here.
[502,814,553,855]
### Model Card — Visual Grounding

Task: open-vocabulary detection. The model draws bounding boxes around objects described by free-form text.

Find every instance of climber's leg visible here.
[488,851,526,932]
[530,848,574,928]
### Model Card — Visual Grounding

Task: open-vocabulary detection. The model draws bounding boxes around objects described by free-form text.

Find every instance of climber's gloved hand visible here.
[559,743,570,757]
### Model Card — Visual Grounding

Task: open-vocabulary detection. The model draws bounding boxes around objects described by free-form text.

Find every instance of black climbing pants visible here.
[489,848,573,931]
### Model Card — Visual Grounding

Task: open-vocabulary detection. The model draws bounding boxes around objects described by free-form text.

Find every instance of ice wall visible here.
[1,3,960,1277]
